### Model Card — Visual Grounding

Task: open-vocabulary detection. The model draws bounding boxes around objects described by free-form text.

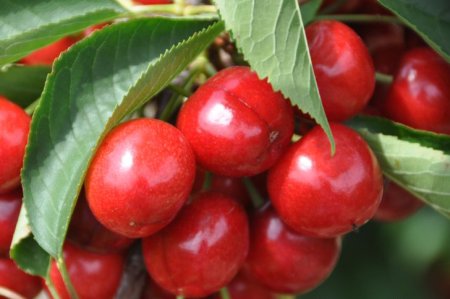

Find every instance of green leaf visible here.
[22,18,223,258]
[214,0,334,152]
[10,206,50,277]
[301,0,323,25]
[378,0,450,62]
[0,65,50,108]
[348,116,450,218]
[0,0,125,65]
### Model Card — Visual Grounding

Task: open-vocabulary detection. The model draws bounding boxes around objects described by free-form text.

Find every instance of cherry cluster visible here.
[1,0,449,299]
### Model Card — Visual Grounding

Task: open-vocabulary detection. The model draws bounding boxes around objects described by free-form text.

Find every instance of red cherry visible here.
[142,192,249,298]
[134,0,172,4]
[212,271,276,299]
[0,189,21,257]
[374,179,423,222]
[246,205,341,294]
[0,96,30,194]
[67,193,133,253]
[384,48,450,134]
[49,243,124,299]
[268,123,383,238]
[306,20,375,121]
[0,258,42,299]
[21,37,78,66]
[177,66,294,177]
[86,118,196,238]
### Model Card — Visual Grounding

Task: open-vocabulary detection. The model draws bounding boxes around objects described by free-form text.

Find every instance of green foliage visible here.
[378,0,450,62]
[300,0,323,25]
[0,65,50,107]
[10,208,50,277]
[214,0,334,152]
[0,0,125,65]
[348,116,450,218]
[19,18,223,261]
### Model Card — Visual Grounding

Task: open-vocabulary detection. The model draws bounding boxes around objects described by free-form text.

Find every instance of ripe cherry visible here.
[306,20,375,121]
[0,258,42,299]
[246,205,341,294]
[86,118,196,238]
[268,123,383,238]
[21,37,78,65]
[0,96,30,194]
[177,66,294,177]
[48,243,124,299]
[68,193,134,253]
[0,189,21,257]
[374,179,423,222]
[142,192,249,298]
[384,48,450,134]
[213,271,276,299]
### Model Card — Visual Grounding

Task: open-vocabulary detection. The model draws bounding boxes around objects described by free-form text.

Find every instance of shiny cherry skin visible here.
[384,48,450,134]
[374,179,423,222]
[0,96,30,194]
[268,123,383,238]
[306,20,375,122]
[86,118,196,238]
[0,189,21,257]
[212,271,276,299]
[246,205,341,294]
[68,193,134,253]
[177,66,294,177]
[142,192,249,298]
[134,0,171,4]
[21,37,78,65]
[49,243,124,299]
[0,258,42,299]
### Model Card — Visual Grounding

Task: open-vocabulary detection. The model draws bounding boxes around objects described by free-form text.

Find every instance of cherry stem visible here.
[117,0,217,16]
[168,84,192,98]
[276,295,296,299]
[183,5,217,16]
[375,72,394,84]
[57,257,79,299]
[202,171,213,191]
[220,287,231,299]
[160,68,201,121]
[176,296,184,299]
[25,98,40,115]
[243,177,264,209]
[45,278,61,299]
[315,14,402,25]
